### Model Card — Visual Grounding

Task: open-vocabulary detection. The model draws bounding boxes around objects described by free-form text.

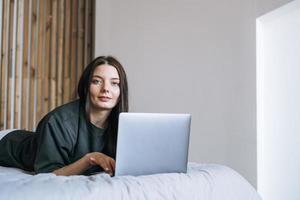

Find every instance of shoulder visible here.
[47,99,82,122]
[36,99,83,131]
[34,100,84,144]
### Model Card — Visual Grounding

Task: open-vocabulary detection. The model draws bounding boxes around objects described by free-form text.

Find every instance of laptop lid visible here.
[115,113,191,176]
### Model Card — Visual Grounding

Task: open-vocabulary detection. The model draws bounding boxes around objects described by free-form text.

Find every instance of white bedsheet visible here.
[0,163,261,200]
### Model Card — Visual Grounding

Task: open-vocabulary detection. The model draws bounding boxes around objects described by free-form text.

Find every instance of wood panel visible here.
[29,0,37,130]
[0,0,9,129]
[7,0,14,129]
[21,0,29,129]
[63,0,71,104]
[0,0,95,131]
[70,0,78,99]
[43,0,51,114]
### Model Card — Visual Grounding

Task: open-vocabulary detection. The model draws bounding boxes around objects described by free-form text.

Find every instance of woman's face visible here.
[88,64,120,111]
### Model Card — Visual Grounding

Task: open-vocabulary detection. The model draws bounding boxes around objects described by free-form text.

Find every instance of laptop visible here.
[114,112,191,176]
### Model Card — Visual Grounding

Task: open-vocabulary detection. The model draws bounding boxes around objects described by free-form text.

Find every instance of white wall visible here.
[257,1,300,199]
[94,0,292,188]
[95,0,257,186]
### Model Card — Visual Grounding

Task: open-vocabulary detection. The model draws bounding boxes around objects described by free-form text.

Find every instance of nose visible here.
[101,81,110,93]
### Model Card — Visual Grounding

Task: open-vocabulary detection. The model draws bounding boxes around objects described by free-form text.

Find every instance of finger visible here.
[97,158,109,171]
[105,161,113,175]
[90,153,114,175]
[109,158,116,171]
[92,158,112,175]
[90,156,106,169]
[108,159,115,176]
[103,167,113,176]
[103,160,114,175]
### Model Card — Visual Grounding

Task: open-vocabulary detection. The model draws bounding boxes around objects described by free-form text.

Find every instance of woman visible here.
[0,56,128,176]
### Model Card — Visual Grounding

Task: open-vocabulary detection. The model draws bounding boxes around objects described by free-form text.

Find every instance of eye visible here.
[111,81,120,86]
[91,79,102,85]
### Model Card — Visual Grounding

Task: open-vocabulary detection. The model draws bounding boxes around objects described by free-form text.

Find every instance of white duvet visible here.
[0,163,261,200]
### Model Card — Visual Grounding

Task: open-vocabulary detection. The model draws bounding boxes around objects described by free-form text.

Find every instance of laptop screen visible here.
[115,113,191,176]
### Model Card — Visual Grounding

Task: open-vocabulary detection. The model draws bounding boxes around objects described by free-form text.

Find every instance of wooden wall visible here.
[0,0,94,131]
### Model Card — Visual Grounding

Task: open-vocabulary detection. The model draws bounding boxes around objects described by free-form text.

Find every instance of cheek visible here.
[89,85,99,97]
[113,89,121,101]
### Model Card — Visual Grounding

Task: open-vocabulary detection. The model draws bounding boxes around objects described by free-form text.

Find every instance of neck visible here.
[87,106,111,129]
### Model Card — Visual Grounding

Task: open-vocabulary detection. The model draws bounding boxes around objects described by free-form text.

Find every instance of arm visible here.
[53,152,116,176]
[34,108,115,176]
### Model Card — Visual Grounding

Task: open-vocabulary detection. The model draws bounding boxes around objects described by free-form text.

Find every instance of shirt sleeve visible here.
[34,116,73,173]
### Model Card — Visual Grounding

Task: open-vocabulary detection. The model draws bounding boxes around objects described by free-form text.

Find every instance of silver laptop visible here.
[114,112,191,176]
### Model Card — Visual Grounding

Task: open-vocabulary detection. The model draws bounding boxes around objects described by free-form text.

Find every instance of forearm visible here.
[53,154,91,176]
[52,152,115,176]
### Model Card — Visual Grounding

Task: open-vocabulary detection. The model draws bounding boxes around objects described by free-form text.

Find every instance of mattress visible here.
[0,162,261,200]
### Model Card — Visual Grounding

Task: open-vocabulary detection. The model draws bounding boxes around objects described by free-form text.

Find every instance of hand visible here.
[86,152,115,176]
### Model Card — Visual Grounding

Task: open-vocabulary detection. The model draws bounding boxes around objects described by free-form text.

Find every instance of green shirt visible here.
[0,100,108,175]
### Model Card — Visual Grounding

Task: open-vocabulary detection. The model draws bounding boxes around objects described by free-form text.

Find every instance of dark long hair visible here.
[77,56,129,157]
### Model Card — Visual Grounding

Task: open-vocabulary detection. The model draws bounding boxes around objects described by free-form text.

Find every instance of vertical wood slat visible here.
[32,0,41,130]
[10,0,18,129]
[77,0,84,83]
[50,0,57,111]
[29,0,37,130]
[12,0,19,128]
[21,0,29,129]
[70,0,78,99]
[84,0,89,67]
[90,0,95,59]
[0,0,3,109]
[7,0,16,129]
[40,0,47,115]
[57,0,64,106]
[86,0,93,65]
[0,0,7,129]
[36,0,44,127]
[43,0,51,114]
[25,0,33,130]
[0,0,94,131]
[3,0,12,129]
[85,0,94,65]
[15,0,24,128]
[63,0,71,104]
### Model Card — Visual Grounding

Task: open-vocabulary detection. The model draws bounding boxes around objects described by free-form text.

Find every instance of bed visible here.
[0,162,261,200]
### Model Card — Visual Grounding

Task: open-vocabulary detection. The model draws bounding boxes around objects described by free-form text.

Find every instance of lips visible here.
[98,96,111,102]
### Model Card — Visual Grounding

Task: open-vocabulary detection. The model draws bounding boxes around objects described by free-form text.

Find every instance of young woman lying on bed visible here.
[0,56,128,176]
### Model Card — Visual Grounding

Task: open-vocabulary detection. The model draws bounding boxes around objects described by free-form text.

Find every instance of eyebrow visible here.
[92,75,120,80]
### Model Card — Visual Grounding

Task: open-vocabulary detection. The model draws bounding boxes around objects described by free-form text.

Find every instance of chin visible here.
[90,99,116,111]
[96,103,114,110]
